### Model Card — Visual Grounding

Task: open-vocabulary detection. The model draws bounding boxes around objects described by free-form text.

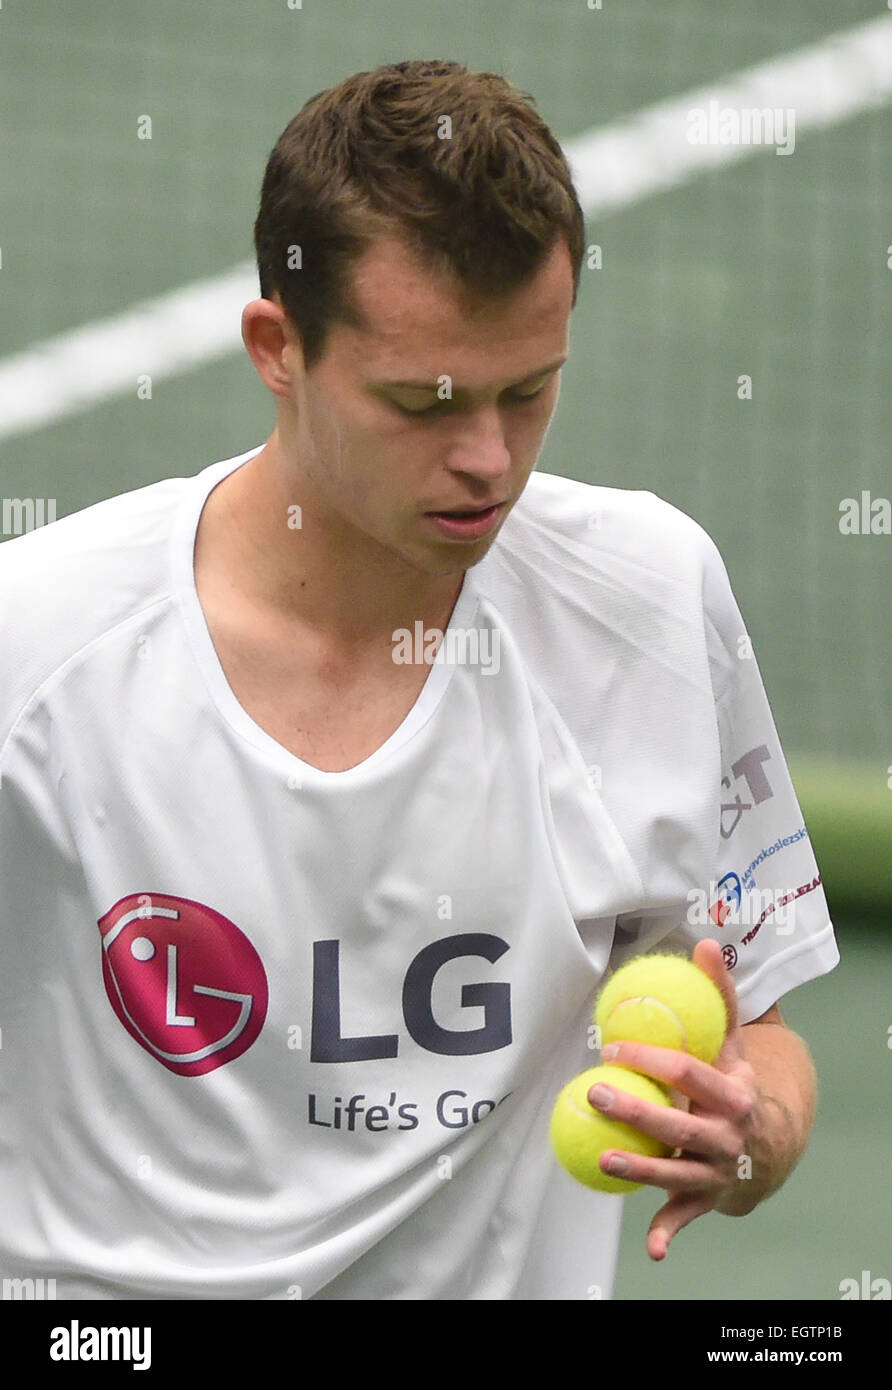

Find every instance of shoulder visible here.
[484,469,730,609]
[475,469,746,712]
[0,472,188,750]
[505,469,722,573]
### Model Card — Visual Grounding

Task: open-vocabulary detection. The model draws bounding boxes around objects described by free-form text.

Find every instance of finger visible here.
[692,937,742,1061]
[587,1076,742,1158]
[598,1040,756,1117]
[647,1189,716,1261]
[600,1146,724,1193]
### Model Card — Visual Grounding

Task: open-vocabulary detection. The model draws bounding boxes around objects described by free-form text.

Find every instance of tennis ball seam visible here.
[605,996,688,1050]
[593,954,728,1065]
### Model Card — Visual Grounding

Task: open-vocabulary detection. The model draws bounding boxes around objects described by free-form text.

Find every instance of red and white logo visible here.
[98,893,268,1076]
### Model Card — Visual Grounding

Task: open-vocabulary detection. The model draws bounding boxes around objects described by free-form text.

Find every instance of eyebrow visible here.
[368,355,569,392]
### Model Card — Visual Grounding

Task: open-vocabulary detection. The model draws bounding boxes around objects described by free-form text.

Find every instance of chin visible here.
[429,540,497,576]
[391,519,504,578]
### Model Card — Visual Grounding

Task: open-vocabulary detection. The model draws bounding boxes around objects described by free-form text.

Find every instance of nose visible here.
[444,404,512,482]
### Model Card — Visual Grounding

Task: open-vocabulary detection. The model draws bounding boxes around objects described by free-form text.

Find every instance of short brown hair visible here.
[253,59,585,368]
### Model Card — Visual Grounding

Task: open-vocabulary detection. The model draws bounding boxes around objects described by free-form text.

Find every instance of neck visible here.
[208,433,465,650]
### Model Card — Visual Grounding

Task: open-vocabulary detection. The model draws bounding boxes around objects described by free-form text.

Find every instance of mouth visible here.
[424,501,506,540]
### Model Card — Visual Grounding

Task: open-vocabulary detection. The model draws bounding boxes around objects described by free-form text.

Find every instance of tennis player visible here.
[0,59,839,1300]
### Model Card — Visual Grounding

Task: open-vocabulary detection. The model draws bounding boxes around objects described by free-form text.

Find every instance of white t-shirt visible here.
[0,445,839,1301]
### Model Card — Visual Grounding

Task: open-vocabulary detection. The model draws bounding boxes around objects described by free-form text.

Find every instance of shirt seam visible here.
[0,593,175,770]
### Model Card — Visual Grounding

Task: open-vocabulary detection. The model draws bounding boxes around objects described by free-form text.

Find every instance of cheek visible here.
[527,389,561,445]
[508,406,555,457]
[325,425,407,520]
[304,400,370,492]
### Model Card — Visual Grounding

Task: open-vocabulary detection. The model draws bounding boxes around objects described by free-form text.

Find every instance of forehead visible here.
[339,233,574,377]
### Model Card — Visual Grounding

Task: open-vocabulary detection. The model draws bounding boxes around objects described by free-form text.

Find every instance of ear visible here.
[241,297,305,398]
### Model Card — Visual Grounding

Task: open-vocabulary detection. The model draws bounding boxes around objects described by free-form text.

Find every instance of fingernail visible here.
[602,1043,620,1060]
[605,1155,627,1175]
[588,1084,613,1110]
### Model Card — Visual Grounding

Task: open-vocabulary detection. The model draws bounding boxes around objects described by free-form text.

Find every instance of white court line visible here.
[1,14,890,443]
[0,263,258,443]
[567,13,892,213]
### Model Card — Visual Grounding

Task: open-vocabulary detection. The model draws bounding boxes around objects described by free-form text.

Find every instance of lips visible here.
[426,501,506,516]
[424,502,506,540]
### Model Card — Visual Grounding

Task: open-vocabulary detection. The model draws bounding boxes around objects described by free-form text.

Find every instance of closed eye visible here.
[394,384,548,417]
[508,384,548,402]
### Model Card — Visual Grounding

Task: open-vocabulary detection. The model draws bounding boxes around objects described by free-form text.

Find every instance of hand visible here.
[588,938,766,1262]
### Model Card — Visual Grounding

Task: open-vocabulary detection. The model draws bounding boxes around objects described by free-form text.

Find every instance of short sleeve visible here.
[610,529,840,1024]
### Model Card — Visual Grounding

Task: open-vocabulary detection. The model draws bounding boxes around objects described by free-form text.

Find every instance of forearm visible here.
[716,1021,818,1215]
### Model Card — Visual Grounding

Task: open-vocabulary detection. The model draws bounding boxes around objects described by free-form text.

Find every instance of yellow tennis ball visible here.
[594,953,728,1065]
[549,1064,673,1194]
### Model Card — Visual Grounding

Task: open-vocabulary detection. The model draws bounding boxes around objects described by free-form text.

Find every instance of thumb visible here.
[691,936,740,1061]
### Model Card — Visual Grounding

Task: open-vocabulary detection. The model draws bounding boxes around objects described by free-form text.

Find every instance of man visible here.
[0,59,838,1300]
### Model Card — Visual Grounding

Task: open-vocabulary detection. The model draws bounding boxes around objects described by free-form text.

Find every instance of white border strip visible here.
[1,14,890,441]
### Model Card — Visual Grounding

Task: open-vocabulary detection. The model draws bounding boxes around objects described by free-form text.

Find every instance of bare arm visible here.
[717,1002,818,1215]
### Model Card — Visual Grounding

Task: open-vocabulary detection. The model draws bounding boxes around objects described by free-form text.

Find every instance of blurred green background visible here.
[1,0,889,1300]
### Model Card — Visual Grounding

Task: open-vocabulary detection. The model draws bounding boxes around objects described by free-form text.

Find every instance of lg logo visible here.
[99,895,512,1074]
[98,893,268,1076]
[311,933,512,1061]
